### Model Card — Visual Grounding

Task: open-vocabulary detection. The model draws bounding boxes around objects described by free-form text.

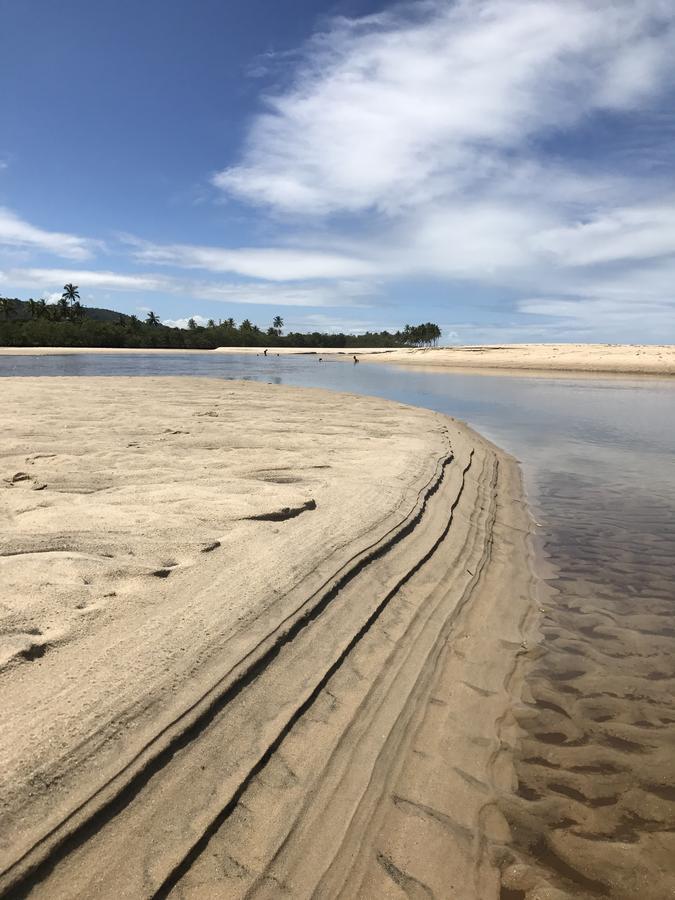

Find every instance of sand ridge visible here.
[0,377,539,898]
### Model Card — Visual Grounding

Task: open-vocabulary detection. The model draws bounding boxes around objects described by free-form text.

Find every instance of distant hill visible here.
[8,298,127,323]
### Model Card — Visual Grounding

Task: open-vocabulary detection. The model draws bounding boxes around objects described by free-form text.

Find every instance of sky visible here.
[1,0,675,343]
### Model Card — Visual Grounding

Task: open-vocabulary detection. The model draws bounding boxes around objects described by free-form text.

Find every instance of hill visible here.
[6,298,126,323]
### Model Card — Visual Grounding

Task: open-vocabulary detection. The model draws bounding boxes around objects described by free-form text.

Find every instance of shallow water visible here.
[2,352,674,896]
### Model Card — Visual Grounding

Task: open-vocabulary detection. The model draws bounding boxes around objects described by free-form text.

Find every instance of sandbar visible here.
[214,343,675,376]
[1,376,539,898]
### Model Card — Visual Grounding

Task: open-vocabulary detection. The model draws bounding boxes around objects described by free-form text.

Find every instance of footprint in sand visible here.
[4,472,48,491]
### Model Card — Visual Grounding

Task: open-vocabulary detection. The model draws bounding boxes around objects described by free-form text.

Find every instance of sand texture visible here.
[212,343,675,375]
[0,377,538,898]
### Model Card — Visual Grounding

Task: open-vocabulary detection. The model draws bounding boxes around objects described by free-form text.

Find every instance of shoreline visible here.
[0,376,540,898]
[214,343,675,376]
[1,342,673,375]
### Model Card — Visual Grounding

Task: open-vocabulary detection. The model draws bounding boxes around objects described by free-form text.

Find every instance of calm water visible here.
[2,352,674,895]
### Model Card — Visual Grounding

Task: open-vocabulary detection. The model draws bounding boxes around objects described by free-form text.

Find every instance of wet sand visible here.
[0,377,537,898]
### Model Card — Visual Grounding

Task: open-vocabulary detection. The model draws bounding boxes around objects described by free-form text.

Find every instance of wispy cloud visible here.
[531,204,675,267]
[214,0,675,217]
[0,267,374,308]
[1,267,169,292]
[0,208,94,261]
[194,278,374,307]
[125,236,376,280]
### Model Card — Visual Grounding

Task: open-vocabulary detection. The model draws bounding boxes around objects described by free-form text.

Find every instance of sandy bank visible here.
[0,377,539,898]
[214,343,675,376]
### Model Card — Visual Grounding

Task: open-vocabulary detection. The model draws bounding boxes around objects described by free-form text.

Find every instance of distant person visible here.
[263,348,268,356]
[319,357,322,363]
[353,355,359,364]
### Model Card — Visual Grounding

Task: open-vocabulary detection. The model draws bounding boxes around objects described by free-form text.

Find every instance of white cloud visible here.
[214,0,675,216]
[0,208,94,260]
[164,315,212,329]
[126,237,376,280]
[531,204,675,267]
[283,311,382,334]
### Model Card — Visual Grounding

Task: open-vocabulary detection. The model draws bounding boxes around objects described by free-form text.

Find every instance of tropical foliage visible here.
[0,288,442,350]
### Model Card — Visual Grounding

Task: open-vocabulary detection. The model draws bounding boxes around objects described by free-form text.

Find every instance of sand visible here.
[213,344,675,376]
[0,376,542,898]
[2,344,674,376]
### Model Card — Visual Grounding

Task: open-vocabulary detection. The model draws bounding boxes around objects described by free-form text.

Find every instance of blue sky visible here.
[1,0,674,342]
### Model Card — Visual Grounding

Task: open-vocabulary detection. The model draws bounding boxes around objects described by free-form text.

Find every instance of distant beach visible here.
[213,343,675,376]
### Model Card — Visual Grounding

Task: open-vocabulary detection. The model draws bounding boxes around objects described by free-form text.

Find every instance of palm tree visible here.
[146,311,161,327]
[72,300,84,320]
[57,296,70,319]
[27,298,38,319]
[62,283,80,307]
[129,314,141,332]
[0,297,16,321]
[37,298,48,318]
[225,317,235,329]
[273,315,284,336]
[207,319,216,328]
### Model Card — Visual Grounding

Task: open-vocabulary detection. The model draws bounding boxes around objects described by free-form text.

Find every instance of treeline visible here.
[0,292,442,350]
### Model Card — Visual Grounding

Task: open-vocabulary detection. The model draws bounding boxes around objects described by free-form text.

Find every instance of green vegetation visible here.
[0,287,442,350]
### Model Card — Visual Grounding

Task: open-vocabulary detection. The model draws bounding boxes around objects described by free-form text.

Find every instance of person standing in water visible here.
[263,348,268,356]
[353,355,359,364]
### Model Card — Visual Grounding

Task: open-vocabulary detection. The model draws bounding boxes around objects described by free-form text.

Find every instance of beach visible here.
[0,376,538,898]
[213,344,675,376]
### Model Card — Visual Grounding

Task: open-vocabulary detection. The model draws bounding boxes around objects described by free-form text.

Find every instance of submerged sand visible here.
[0,376,541,898]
